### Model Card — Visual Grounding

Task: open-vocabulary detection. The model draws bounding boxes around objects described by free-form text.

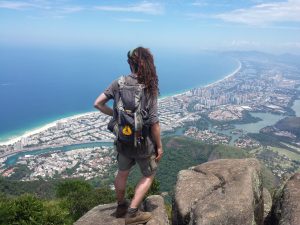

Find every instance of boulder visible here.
[74,195,169,225]
[173,158,263,225]
[270,173,300,225]
[143,195,170,225]
[73,203,123,225]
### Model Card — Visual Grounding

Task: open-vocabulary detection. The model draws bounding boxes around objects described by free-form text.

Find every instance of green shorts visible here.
[117,152,158,177]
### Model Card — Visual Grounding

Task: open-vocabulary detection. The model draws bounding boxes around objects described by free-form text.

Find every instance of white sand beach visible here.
[0,111,95,146]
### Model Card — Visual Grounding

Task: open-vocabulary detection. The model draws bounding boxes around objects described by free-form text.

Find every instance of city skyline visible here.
[1,0,300,53]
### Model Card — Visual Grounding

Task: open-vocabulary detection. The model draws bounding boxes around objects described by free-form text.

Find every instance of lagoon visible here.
[235,112,286,133]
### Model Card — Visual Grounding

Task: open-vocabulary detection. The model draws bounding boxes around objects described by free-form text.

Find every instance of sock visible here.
[128,207,138,215]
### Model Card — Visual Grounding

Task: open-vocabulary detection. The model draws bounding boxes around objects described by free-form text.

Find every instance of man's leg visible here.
[125,156,157,224]
[114,169,130,203]
[125,174,155,224]
[114,169,130,218]
[129,174,155,208]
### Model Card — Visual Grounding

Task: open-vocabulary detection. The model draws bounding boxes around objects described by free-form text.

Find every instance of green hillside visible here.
[128,135,253,193]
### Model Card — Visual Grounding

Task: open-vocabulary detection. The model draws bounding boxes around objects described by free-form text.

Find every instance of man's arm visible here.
[151,122,163,162]
[94,93,113,116]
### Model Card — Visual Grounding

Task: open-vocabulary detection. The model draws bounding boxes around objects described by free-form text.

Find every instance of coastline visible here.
[159,59,241,100]
[203,59,241,89]
[0,111,96,146]
[0,59,242,148]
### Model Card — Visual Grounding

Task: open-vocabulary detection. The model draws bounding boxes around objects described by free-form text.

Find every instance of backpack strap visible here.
[134,83,144,132]
[118,75,126,89]
[116,76,125,124]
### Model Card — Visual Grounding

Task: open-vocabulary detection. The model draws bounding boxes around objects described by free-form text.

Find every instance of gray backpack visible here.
[108,75,150,147]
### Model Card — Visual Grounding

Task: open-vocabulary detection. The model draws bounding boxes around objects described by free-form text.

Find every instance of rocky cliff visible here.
[74,158,300,225]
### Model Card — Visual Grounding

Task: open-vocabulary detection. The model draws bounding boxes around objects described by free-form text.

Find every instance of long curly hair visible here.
[127,47,159,98]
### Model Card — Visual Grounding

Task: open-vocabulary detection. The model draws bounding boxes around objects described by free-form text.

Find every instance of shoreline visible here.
[0,59,242,147]
[203,59,241,89]
[0,111,96,146]
[159,59,241,100]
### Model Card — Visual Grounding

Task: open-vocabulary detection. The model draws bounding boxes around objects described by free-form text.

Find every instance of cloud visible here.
[0,82,11,86]
[116,18,150,23]
[0,0,84,13]
[94,1,164,15]
[229,40,261,47]
[59,6,84,14]
[215,0,300,25]
[185,12,208,19]
[282,42,300,48]
[191,1,208,7]
[0,1,35,9]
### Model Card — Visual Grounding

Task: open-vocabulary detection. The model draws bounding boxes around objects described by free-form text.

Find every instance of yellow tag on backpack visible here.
[122,125,132,136]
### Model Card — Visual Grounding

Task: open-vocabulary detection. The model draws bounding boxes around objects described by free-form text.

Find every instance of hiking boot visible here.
[125,210,152,225]
[115,200,129,218]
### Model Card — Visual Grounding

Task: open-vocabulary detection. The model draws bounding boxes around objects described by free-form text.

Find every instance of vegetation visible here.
[261,163,278,194]
[55,179,115,221]
[0,176,59,199]
[0,179,116,224]
[275,117,300,138]
[248,133,294,149]
[0,193,72,225]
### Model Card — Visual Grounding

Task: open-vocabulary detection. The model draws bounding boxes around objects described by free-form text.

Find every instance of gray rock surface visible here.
[173,158,263,225]
[74,203,123,225]
[74,195,169,225]
[144,195,170,225]
[271,173,300,225]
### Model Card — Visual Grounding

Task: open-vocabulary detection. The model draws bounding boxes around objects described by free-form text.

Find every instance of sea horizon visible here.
[0,49,239,144]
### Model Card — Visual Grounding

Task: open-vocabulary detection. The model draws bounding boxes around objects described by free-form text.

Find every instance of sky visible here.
[1,0,300,54]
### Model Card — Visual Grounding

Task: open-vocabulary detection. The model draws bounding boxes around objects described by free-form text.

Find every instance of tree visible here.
[55,179,115,221]
[12,193,44,224]
[0,193,15,225]
[0,193,73,225]
[94,187,115,204]
[56,179,92,198]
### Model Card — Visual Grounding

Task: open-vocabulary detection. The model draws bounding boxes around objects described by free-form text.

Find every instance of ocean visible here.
[0,47,239,142]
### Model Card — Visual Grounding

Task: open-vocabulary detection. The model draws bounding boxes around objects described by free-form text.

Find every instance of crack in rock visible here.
[186,169,227,224]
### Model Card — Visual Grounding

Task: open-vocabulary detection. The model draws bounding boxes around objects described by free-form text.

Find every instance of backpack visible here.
[108,75,150,147]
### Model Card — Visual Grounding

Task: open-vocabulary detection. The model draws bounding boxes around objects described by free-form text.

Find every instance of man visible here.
[94,47,163,225]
